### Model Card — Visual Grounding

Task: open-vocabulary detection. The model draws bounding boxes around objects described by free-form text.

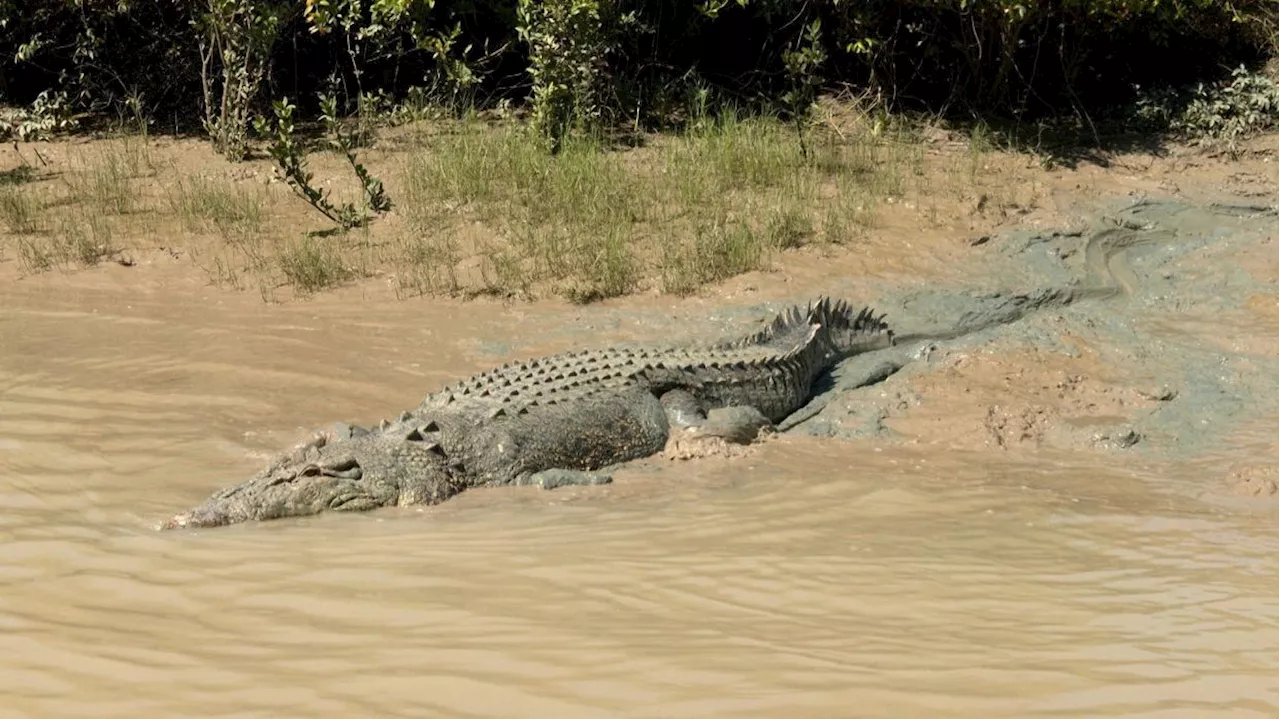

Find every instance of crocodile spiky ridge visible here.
[413,296,893,423]
[719,296,890,352]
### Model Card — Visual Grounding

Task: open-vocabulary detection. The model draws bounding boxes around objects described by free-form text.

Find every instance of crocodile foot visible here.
[664,405,775,461]
[697,406,774,444]
[517,468,614,490]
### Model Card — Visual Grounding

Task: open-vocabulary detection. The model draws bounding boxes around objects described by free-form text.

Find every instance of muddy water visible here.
[1,281,1276,719]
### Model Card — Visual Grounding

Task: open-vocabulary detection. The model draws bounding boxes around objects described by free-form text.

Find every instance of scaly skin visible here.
[160,297,894,530]
[410,298,893,424]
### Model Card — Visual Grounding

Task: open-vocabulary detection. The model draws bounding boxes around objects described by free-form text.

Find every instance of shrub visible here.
[0,1,1273,148]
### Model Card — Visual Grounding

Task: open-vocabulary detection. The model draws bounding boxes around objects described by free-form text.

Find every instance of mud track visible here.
[769,198,1276,485]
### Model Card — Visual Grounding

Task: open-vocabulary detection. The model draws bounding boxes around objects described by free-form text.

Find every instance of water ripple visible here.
[0,298,1274,718]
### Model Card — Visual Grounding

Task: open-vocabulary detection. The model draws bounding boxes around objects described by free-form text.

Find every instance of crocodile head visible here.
[159,428,460,530]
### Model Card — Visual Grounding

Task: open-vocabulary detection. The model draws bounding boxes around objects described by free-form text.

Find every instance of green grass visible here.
[62,138,154,215]
[165,173,266,239]
[0,184,40,234]
[275,235,354,294]
[15,235,56,273]
[3,100,923,301]
[2,137,151,274]
[402,128,640,229]
[661,219,767,296]
[10,204,117,273]
[54,211,116,266]
[395,107,915,301]
[394,233,462,297]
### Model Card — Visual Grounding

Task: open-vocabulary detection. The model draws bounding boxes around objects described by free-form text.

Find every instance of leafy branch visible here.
[253,95,391,230]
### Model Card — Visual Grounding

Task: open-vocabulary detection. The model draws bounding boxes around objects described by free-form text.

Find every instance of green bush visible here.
[1128,62,1277,151]
[1176,65,1279,144]
[517,0,616,152]
[0,0,1274,147]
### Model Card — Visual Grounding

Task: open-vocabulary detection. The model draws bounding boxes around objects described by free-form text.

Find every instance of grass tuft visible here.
[62,138,154,215]
[166,174,266,239]
[275,235,353,294]
[0,185,41,234]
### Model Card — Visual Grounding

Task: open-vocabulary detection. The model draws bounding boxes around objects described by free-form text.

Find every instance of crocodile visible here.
[159,297,894,530]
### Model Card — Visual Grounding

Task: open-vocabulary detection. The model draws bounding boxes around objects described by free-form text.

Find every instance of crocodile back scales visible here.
[413,297,892,422]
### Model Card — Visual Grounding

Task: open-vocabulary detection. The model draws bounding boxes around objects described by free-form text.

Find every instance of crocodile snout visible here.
[157,506,231,531]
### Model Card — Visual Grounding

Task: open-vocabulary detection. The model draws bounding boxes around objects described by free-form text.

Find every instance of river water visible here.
[0,277,1275,718]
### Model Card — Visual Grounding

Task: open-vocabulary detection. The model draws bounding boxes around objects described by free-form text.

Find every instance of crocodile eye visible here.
[329,458,360,474]
[297,459,362,480]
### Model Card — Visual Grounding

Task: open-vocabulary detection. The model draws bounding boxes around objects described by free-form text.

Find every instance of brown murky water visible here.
[1,279,1276,718]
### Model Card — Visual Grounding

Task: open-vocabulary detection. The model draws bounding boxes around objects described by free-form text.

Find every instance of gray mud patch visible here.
[780,197,1277,462]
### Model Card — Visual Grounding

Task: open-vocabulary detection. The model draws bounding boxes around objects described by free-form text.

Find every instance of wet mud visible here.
[788,198,1278,467]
